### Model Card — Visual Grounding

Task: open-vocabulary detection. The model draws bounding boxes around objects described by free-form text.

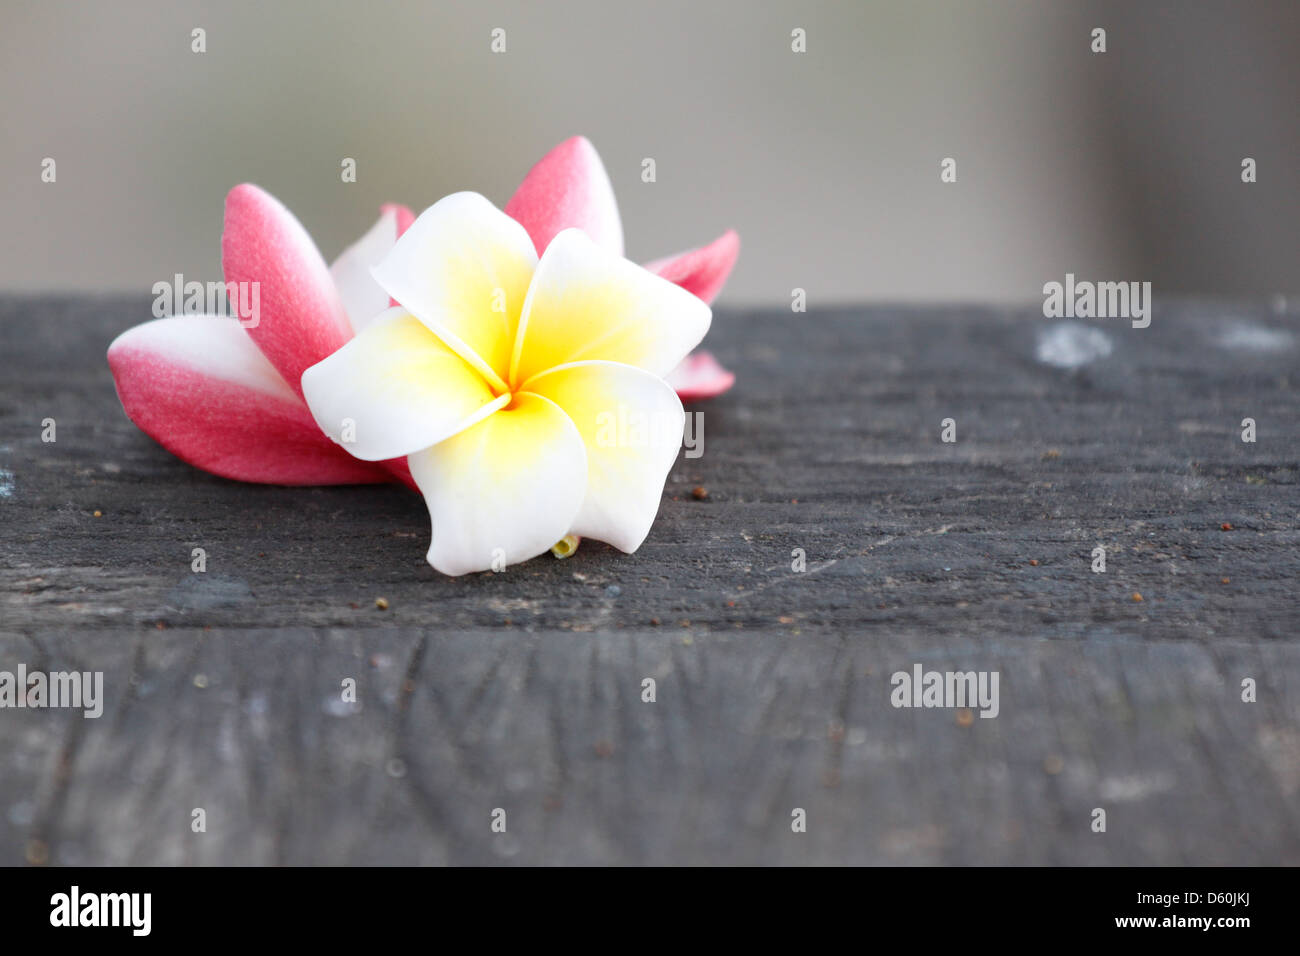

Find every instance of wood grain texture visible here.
[1,295,1298,864]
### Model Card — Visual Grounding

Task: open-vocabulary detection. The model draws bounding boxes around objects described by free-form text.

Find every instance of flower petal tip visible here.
[380,203,416,238]
[506,135,624,257]
[666,350,736,402]
[221,183,353,399]
[645,229,741,305]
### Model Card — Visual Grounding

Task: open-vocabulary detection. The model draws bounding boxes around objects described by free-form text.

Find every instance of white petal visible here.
[329,209,401,334]
[111,314,294,399]
[510,229,711,388]
[301,307,505,462]
[523,361,683,552]
[371,192,537,392]
[408,393,587,576]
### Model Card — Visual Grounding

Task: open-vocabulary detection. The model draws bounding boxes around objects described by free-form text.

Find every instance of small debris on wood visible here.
[375,597,389,610]
[691,486,709,500]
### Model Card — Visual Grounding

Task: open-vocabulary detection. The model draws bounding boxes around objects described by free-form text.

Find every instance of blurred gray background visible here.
[1,0,1297,305]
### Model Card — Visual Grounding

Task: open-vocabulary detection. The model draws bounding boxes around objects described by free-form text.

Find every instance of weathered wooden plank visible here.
[1,630,1296,865]
[3,297,1299,637]
[1,295,1298,864]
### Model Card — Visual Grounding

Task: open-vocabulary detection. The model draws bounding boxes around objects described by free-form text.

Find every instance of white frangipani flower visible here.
[301,192,711,575]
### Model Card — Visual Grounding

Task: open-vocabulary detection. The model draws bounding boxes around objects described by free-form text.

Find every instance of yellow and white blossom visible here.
[301,192,711,575]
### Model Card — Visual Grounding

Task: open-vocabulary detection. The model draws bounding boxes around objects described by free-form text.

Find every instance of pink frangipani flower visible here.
[107,137,737,486]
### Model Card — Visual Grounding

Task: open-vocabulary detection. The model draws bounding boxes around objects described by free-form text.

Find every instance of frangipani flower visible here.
[301,192,710,575]
[107,136,736,488]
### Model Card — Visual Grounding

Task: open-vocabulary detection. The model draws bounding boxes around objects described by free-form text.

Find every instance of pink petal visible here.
[665,350,736,402]
[108,316,390,485]
[505,136,624,256]
[382,202,415,238]
[221,184,353,401]
[644,229,740,306]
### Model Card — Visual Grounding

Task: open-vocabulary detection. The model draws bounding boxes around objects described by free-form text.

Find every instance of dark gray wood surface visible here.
[2,295,1298,864]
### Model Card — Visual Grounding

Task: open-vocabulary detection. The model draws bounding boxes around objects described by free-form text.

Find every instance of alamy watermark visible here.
[1043,273,1151,328]
[0,665,103,718]
[152,274,260,328]
[890,664,999,718]
[50,886,150,936]
[594,405,704,459]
